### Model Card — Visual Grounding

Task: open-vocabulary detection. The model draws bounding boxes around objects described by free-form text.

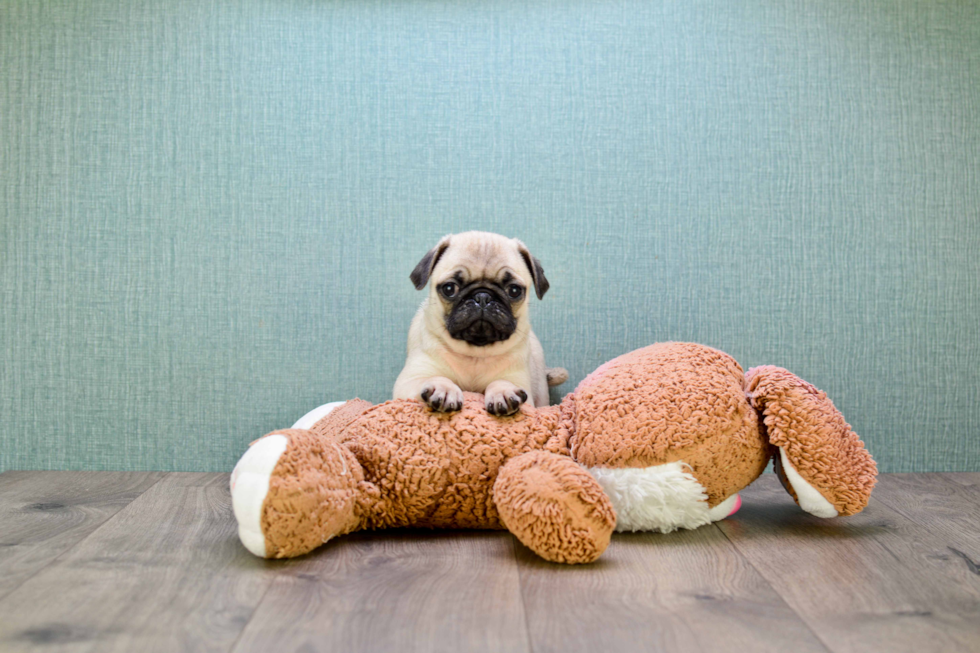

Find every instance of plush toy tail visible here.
[745,366,877,517]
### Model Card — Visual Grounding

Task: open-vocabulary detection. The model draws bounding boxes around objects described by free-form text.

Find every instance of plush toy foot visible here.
[746,366,877,516]
[230,400,346,556]
[493,451,616,564]
[231,427,362,558]
[230,401,364,558]
[231,433,290,557]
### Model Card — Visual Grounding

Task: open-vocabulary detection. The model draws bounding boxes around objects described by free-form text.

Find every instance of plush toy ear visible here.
[745,366,877,517]
[515,239,549,300]
[409,235,452,290]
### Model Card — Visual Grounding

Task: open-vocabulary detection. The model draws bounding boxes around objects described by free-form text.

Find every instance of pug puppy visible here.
[394,231,567,416]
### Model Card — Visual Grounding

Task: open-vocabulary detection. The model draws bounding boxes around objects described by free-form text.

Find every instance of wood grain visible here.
[0,471,164,601]
[873,474,980,550]
[872,473,980,586]
[1,472,978,652]
[516,520,829,653]
[0,473,278,653]
[940,472,980,491]
[231,529,530,653]
[717,474,980,653]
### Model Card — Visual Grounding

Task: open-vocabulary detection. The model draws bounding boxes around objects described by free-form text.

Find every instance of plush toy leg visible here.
[745,366,877,516]
[493,451,616,564]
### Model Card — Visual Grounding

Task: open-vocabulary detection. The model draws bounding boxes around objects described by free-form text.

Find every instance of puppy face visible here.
[410,231,548,350]
[441,267,520,346]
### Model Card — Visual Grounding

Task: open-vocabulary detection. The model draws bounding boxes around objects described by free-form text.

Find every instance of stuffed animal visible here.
[230,342,876,564]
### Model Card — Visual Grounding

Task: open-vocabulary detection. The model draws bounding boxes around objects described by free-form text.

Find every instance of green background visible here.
[2,0,978,472]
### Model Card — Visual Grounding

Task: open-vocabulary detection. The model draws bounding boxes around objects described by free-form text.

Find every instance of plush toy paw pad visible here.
[706,493,741,522]
[728,494,742,516]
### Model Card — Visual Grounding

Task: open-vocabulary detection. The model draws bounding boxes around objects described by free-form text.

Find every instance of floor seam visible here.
[0,471,170,603]
[224,571,281,653]
[513,536,536,653]
[710,520,839,653]
[870,474,960,526]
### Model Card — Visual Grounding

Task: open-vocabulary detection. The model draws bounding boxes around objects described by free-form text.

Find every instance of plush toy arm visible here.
[493,451,616,564]
[745,366,877,516]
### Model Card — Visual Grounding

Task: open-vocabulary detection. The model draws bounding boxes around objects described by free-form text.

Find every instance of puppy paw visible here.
[485,381,528,417]
[419,377,464,412]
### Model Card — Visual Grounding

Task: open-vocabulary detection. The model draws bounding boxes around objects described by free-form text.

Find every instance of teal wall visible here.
[2,0,978,472]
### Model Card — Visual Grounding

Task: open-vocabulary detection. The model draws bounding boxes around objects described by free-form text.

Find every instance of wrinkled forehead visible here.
[434,237,529,284]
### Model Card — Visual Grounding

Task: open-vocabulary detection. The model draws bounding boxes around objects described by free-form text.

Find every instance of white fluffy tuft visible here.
[586,462,712,533]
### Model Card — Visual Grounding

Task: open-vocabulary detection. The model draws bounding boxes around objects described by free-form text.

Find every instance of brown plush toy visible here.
[231,342,877,564]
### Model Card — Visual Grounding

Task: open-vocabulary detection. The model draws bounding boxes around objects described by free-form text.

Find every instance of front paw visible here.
[485,381,528,416]
[419,377,464,412]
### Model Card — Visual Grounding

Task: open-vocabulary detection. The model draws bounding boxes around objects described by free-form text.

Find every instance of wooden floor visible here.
[0,472,978,653]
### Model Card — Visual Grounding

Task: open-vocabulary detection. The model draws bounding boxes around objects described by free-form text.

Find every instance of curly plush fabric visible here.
[237,341,877,563]
[340,394,565,529]
[745,366,877,515]
[261,428,363,558]
[569,342,770,506]
[494,451,615,563]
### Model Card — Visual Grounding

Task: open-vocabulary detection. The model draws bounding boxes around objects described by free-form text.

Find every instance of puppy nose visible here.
[472,291,493,308]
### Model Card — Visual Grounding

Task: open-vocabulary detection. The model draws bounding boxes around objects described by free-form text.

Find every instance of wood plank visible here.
[0,473,278,653]
[874,473,980,547]
[716,474,980,653]
[0,471,164,601]
[872,474,980,583]
[232,529,530,653]
[941,472,980,491]
[1,471,976,653]
[516,521,830,653]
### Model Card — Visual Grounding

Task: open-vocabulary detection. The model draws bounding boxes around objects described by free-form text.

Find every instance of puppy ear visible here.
[515,240,550,300]
[409,235,451,290]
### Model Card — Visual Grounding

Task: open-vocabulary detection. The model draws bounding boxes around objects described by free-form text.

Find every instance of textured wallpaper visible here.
[1,0,978,472]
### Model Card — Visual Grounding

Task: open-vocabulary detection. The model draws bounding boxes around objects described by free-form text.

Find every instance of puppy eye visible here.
[507,284,524,300]
[439,282,458,299]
